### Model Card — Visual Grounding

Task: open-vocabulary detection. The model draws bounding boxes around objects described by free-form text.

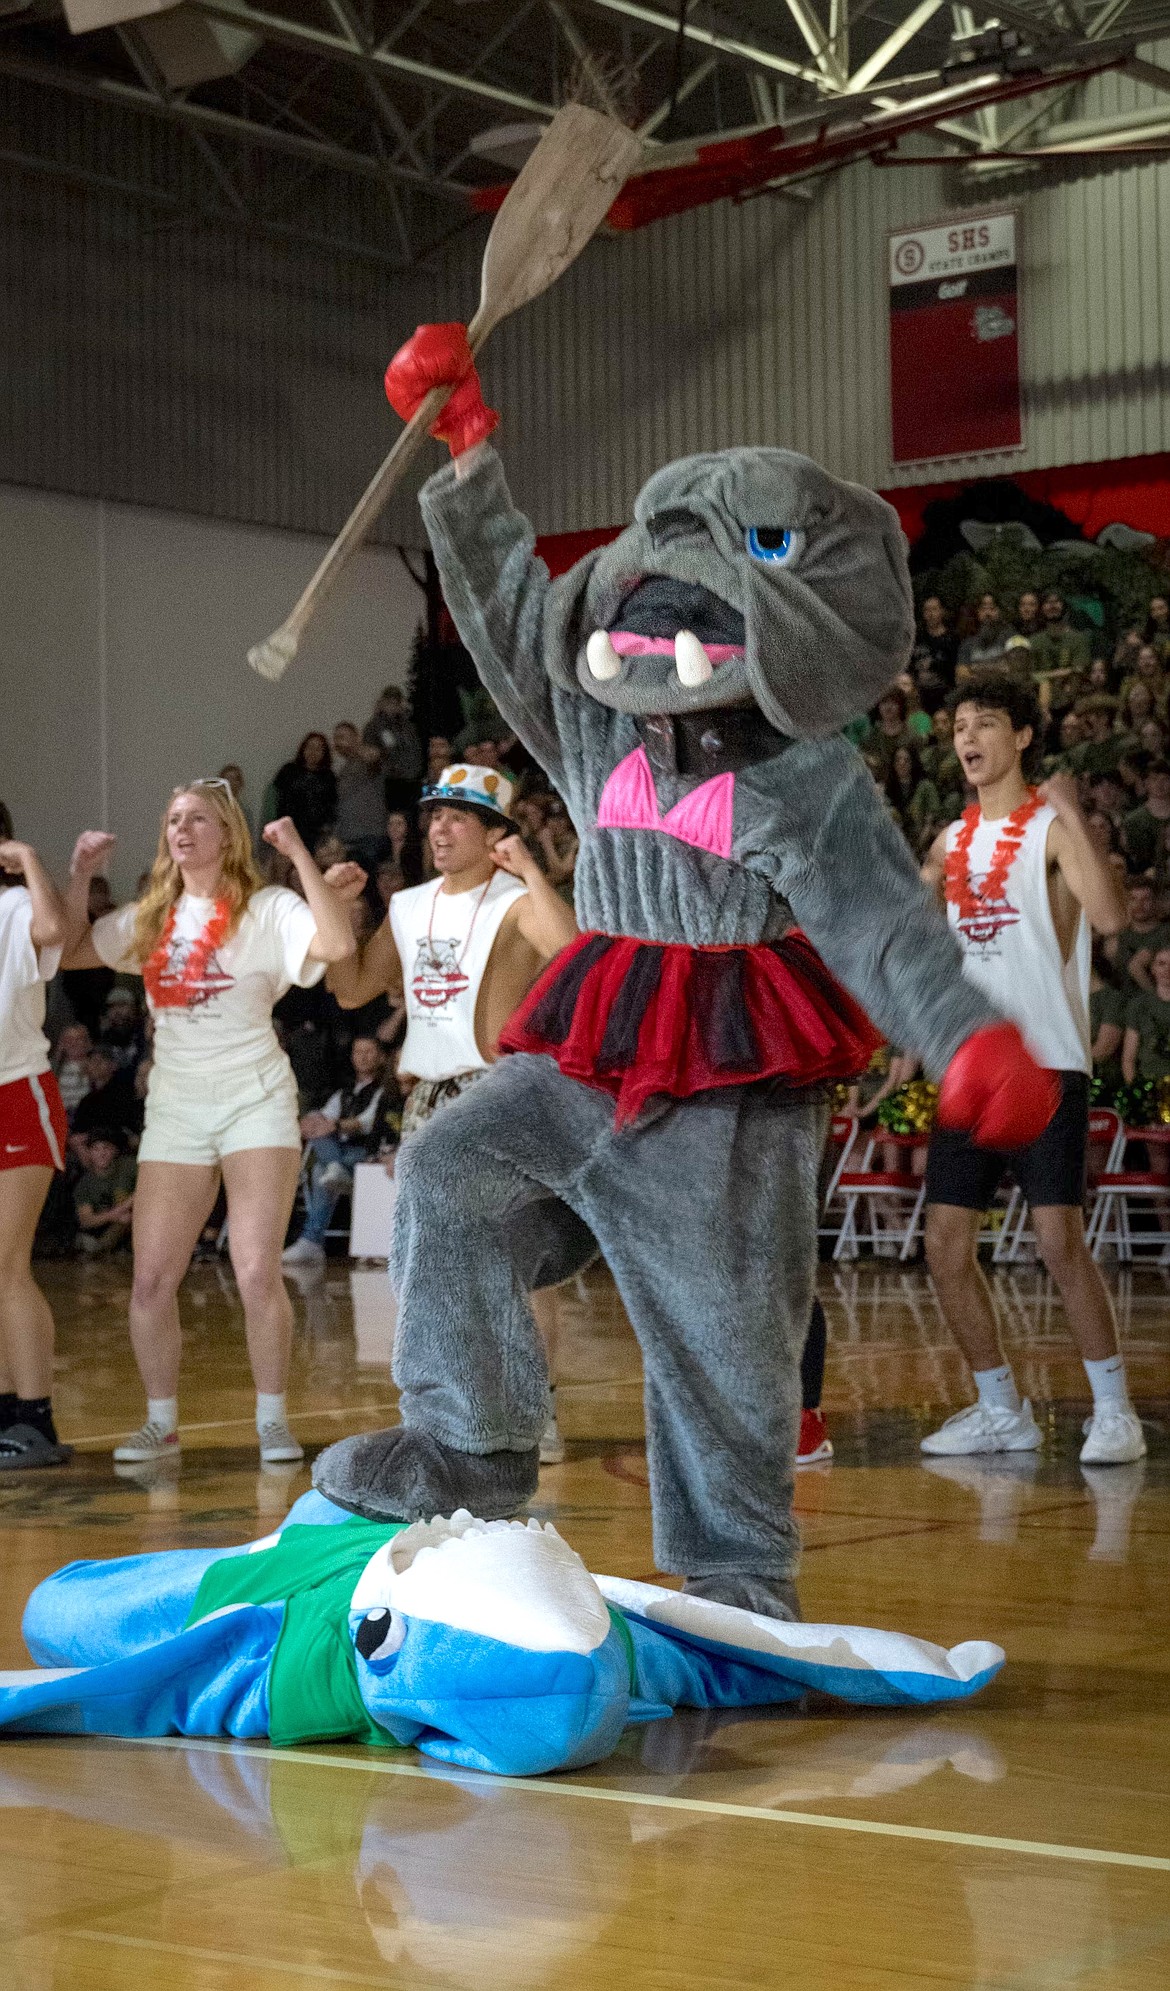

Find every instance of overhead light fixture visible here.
[942,22,1035,82]
[468,121,549,171]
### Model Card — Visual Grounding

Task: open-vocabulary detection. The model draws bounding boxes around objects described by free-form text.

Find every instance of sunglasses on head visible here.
[170,778,234,795]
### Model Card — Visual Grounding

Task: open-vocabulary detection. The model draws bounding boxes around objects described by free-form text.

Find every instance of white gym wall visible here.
[0,482,424,892]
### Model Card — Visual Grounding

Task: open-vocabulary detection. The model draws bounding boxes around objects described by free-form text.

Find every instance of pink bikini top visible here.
[596,745,734,861]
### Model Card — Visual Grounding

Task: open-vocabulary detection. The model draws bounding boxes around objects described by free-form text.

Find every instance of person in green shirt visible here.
[1122,759,1170,873]
[1108,876,1170,990]
[1068,697,1124,777]
[883,744,943,856]
[1030,590,1092,692]
[918,706,965,818]
[1122,945,1170,1082]
[73,1131,135,1254]
[1090,975,1126,1095]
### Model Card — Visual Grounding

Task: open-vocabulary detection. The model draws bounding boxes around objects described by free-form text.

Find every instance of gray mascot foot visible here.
[312,1425,540,1523]
[682,1574,803,1623]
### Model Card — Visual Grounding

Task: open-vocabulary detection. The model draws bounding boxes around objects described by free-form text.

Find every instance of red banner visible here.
[889,213,1021,466]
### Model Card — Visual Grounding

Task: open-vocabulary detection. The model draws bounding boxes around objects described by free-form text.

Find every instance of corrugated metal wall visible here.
[433,46,1170,530]
[2,51,1169,541]
[0,70,436,545]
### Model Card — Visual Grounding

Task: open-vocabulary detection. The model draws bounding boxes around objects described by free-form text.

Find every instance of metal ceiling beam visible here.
[828,0,849,80]
[846,0,946,92]
[324,0,429,172]
[0,142,409,269]
[580,0,828,89]
[188,0,558,116]
[394,0,544,170]
[783,0,845,86]
[638,52,718,134]
[1124,55,1170,95]
[117,21,248,213]
[0,47,474,200]
[546,0,624,116]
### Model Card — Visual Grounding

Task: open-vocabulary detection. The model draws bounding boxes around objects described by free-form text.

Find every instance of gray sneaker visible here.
[0,1423,73,1470]
[258,1419,305,1465]
[114,1420,181,1464]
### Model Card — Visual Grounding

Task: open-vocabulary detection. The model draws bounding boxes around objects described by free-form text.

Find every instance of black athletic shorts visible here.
[925,1069,1088,1212]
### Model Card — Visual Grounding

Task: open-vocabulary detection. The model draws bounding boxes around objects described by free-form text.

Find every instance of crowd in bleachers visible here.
[23,581,1170,1257]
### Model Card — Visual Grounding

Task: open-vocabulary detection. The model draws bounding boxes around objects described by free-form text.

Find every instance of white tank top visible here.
[944,801,1090,1073]
[391,871,527,1081]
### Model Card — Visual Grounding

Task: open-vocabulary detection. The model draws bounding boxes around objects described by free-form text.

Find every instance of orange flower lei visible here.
[944,789,1044,923]
[142,898,232,1009]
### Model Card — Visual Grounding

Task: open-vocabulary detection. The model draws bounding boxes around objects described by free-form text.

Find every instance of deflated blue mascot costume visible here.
[1,1493,1005,1773]
[310,322,1055,1619]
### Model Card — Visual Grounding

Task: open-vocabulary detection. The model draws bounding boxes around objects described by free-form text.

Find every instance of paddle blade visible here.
[473,104,641,342]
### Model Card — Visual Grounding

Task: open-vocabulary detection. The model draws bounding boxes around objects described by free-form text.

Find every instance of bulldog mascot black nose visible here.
[314,322,1054,1620]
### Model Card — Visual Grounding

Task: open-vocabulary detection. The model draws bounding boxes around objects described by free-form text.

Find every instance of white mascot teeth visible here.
[674,630,714,686]
[586,630,622,680]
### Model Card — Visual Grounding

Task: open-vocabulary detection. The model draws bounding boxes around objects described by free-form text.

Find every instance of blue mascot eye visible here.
[745,526,804,566]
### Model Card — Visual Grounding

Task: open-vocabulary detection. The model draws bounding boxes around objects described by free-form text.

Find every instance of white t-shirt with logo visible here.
[0,887,63,1087]
[92,886,324,1079]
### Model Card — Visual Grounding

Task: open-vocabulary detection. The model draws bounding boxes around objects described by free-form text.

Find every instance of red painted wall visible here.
[533,451,1170,574]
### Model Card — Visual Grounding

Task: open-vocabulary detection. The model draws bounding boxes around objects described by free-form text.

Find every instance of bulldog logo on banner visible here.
[889,212,1021,465]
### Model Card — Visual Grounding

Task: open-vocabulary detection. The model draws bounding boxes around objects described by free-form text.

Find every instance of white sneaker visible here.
[1079,1405,1147,1466]
[920,1399,1042,1457]
[281,1236,326,1266]
[258,1418,304,1465]
[113,1420,181,1463]
[539,1391,566,1465]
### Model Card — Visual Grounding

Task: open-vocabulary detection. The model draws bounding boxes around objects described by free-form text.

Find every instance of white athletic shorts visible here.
[138,1056,300,1166]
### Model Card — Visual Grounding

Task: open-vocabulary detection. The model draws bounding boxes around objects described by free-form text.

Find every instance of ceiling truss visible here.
[1,0,1169,270]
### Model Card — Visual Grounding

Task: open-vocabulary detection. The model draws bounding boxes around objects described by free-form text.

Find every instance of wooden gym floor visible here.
[1,1254,1167,1990]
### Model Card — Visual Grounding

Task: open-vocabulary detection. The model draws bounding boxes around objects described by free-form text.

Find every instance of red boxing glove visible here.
[937,1023,1060,1150]
[384,322,499,457]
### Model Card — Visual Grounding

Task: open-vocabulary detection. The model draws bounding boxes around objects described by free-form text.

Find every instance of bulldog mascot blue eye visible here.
[299,322,1057,1622]
[0,1494,1003,1773]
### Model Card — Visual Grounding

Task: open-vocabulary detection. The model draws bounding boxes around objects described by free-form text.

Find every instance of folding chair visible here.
[832,1130,927,1262]
[817,1114,859,1251]
[1087,1111,1170,1261]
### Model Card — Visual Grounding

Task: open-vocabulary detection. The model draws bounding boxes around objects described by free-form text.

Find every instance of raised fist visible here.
[323,861,369,904]
[384,322,499,457]
[70,830,117,879]
[262,817,307,860]
[937,1023,1059,1150]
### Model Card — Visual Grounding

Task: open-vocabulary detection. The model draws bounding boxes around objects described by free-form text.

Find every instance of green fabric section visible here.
[607,1605,636,1694]
[187,1520,409,1749]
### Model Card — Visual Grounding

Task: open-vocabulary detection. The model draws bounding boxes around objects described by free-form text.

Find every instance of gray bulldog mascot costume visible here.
[314,322,1055,1619]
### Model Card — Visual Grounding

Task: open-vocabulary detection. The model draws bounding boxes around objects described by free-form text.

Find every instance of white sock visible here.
[973,1365,1021,1414]
[1083,1354,1130,1411]
[256,1392,288,1432]
[146,1396,179,1434]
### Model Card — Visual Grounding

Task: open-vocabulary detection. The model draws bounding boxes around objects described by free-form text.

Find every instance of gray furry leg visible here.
[682,1574,803,1623]
[316,1059,602,1525]
[582,1091,828,1587]
[312,1427,538,1523]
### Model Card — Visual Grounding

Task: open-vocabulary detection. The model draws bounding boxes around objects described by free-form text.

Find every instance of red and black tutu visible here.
[499,928,881,1126]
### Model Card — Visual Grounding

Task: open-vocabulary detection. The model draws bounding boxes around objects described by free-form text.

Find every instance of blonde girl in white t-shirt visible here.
[0,805,70,1471]
[64,781,358,1467]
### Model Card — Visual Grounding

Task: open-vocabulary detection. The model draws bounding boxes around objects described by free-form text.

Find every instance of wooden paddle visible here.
[249,103,642,681]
